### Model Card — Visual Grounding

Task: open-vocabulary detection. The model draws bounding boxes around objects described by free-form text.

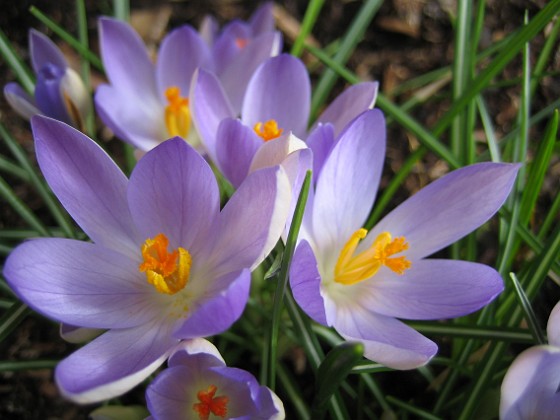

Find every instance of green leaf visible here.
[312,341,364,417]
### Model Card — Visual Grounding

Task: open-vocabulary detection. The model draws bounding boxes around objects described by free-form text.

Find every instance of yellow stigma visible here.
[253,119,283,141]
[164,86,191,138]
[334,229,411,286]
[193,384,229,420]
[139,233,191,295]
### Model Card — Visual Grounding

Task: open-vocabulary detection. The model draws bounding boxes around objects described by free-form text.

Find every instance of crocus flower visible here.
[95,6,281,152]
[500,301,560,419]
[289,108,520,369]
[146,338,284,419]
[4,29,90,129]
[190,53,378,188]
[3,116,290,403]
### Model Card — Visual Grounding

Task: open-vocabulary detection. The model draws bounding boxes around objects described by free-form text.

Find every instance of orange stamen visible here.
[193,385,229,420]
[253,119,283,141]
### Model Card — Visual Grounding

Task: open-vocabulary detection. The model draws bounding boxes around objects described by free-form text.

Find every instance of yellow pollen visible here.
[253,119,283,141]
[193,384,229,420]
[164,86,191,138]
[139,233,191,295]
[334,229,411,286]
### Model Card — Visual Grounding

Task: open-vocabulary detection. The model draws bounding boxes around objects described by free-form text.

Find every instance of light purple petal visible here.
[32,116,140,256]
[548,301,560,347]
[29,29,67,73]
[241,54,310,139]
[127,138,219,255]
[168,338,225,366]
[249,2,275,35]
[368,162,520,260]
[354,259,503,320]
[95,84,164,151]
[290,240,328,325]
[500,345,560,420]
[218,31,282,113]
[3,238,159,329]
[212,21,252,74]
[4,82,40,119]
[314,82,378,138]
[55,322,178,403]
[333,305,437,369]
[190,68,235,162]
[98,17,158,99]
[173,269,251,339]
[156,25,210,99]
[312,109,386,257]
[208,165,290,275]
[305,123,335,182]
[199,15,218,45]
[146,365,198,419]
[215,118,262,188]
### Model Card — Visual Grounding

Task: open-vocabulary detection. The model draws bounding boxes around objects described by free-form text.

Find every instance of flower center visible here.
[334,229,411,286]
[193,384,229,420]
[139,233,191,295]
[164,86,191,138]
[253,119,283,141]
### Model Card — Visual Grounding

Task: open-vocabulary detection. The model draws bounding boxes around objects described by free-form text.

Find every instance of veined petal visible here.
[353,259,503,320]
[547,301,560,347]
[312,109,386,258]
[305,123,335,182]
[208,165,291,275]
[156,25,210,99]
[367,162,520,260]
[218,31,282,113]
[55,322,178,403]
[190,68,235,162]
[313,82,379,138]
[241,54,310,139]
[128,138,219,255]
[3,238,158,329]
[168,338,225,367]
[215,118,262,188]
[32,116,140,256]
[173,269,251,339]
[95,84,165,151]
[290,240,328,325]
[4,82,40,120]
[34,63,70,123]
[60,323,103,344]
[98,17,158,99]
[29,29,67,73]
[500,345,560,420]
[333,305,437,369]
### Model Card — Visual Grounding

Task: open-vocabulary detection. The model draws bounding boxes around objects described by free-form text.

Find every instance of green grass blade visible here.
[75,0,95,137]
[432,0,560,137]
[29,6,104,71]
[0,122,76,238]
[113,0,130,21]
[0,360,58,371]
[0,27,34,93]
[509,272,545,345]
[310,0,382,120]
[290,0,325,57]
[266,171,311,390]
[0,302,29,343]
[0,155,30,181]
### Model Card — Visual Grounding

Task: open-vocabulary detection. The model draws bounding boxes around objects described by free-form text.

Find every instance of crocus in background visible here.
[500,300,560,419]
[190,53,378,188]
[289,108,520,369]
[146,338,284,419]
[3,116,290,403]
[95,3,281,152]
[4,29,90,130]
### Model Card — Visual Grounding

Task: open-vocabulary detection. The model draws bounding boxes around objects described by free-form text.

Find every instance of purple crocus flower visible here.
[190,53,378,188]
[95,7,281,152]
[500,301,560,419]
[146,338,284,419]
[4,29,90,129]
[3,116,291,403]
[289,108,520,369]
